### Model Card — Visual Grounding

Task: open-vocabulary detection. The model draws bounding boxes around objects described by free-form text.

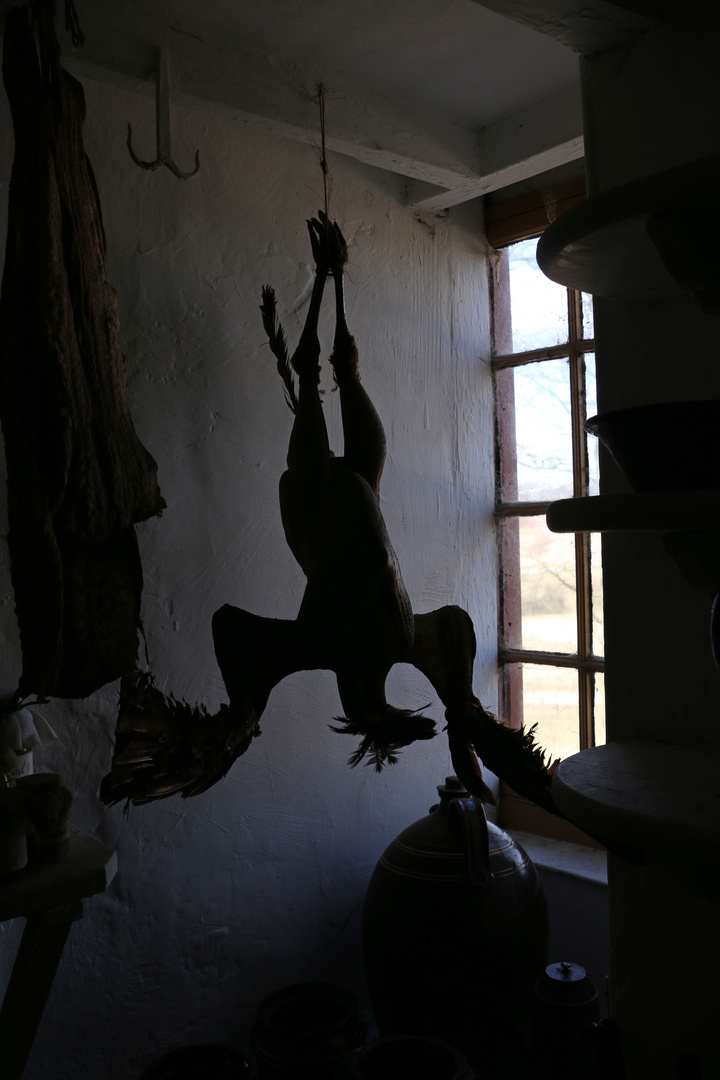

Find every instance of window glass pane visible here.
[508,239,569,352]
[594,671,606,746]
[585,353,599,496]
[581,292,594,339]
[506,663,581,763]
[514,359,573,502]
[585,352,597,417]
[519,517,577,652]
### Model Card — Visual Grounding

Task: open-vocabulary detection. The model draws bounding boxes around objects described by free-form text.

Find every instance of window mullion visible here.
[567,287,594,749]
[568,289,587,499]
[576,533,594,749]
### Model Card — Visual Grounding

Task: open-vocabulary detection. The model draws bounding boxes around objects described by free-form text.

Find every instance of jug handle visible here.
[448,798,492,887]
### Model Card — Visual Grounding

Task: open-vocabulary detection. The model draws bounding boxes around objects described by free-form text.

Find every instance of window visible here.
[489,229,605,835]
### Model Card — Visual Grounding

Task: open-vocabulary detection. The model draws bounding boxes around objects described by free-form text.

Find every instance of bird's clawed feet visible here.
[307,210,348,277]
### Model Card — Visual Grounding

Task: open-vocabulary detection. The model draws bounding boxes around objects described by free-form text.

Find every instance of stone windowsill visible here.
[507,828,608,886]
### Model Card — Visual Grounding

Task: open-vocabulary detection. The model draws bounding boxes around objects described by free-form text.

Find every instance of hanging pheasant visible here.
[102,213,558,816]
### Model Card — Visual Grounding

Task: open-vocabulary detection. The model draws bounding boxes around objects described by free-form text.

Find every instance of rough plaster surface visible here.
[0,76,495,1078]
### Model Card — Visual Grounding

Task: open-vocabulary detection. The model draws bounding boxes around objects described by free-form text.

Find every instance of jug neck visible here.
[433,776,469,815]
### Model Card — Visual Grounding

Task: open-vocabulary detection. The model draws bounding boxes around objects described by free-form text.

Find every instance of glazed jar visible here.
[17,773,73,863]
[531,961,601,1080]
[250,981,366,1079]
[0,689,57,780]
[0,695,35,780]
[362,776,548,1074]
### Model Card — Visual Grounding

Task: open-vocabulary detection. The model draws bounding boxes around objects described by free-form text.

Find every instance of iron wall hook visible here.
[127,47,200,180]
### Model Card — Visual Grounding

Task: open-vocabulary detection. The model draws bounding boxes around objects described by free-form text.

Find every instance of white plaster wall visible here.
[0,74,495,1078]
[580,5,720,1076]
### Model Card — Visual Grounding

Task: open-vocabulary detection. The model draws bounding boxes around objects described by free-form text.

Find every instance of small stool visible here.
[0,832,117,1079]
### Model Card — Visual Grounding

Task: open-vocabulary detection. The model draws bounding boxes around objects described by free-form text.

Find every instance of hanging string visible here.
[28,0,84,86]
[314,82,331,256]
[28,0,59,86]
[64,0,84,47]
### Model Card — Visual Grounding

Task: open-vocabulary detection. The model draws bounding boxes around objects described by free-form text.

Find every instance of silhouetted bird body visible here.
[102,214,558,817]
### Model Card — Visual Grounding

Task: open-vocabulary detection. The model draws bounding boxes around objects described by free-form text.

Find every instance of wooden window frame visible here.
[487,189,604,843]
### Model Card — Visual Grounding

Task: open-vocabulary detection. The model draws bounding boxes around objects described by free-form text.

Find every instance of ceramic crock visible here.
[140,1044,253,1078]
[250,981,366,1079]
[346,1034,475,1080]
[586,401,720,669]
[531,961,602,1080]
[362,776,548,1073]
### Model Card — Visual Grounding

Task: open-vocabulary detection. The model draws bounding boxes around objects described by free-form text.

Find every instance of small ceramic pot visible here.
[251,982,366,1079]
[346,1035,475,1080]
[531,961,601,1080]
[17,773,73,863]
[140,1043,253,1078]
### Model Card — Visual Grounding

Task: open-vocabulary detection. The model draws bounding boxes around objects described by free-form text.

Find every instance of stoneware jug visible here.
[362,776,548,1073]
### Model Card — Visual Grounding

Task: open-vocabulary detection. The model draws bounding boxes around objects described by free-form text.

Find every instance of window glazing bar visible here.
[495,501,551,518]
[492,338,595,370]
[498,647,605,673]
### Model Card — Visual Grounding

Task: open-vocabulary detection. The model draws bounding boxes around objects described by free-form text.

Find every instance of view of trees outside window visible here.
[492,238,604,765]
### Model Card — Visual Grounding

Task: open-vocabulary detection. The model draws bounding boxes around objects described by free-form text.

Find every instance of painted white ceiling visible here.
[0,1,657,209]
[150,0,579,129]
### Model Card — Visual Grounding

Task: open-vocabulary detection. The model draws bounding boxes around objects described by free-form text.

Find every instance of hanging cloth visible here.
[0,4,166,699]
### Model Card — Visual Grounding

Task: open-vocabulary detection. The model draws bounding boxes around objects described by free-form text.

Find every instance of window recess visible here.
[488,184,604,843]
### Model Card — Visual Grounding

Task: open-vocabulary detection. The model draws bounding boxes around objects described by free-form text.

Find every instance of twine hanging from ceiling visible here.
[28,0,85,43]
[63,0,84,47]
[314,82,333,258]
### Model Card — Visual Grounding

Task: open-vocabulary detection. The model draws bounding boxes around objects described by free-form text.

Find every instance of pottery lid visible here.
[535,961,599,1007]
[436,775,468,801]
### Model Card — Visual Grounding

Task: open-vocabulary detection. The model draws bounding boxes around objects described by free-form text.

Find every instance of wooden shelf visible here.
[0,832,117,921]
[536,153,720,307]
[552,741,720,901]
[546,491,720,534]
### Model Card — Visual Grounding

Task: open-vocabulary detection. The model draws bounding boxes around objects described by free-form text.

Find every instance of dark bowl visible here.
[140,1044,253,1080]
[585,400,720,492]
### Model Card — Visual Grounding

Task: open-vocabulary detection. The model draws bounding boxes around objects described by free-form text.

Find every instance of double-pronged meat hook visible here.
[127,47,200,180]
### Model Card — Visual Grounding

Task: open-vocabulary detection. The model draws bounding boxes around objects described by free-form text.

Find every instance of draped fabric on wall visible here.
[0,5,165,700]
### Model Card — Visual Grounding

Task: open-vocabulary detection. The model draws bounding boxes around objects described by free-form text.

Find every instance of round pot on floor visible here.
[251,981,366,1079]
[346,1035,475,1080]
[140,1043,253,1079]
